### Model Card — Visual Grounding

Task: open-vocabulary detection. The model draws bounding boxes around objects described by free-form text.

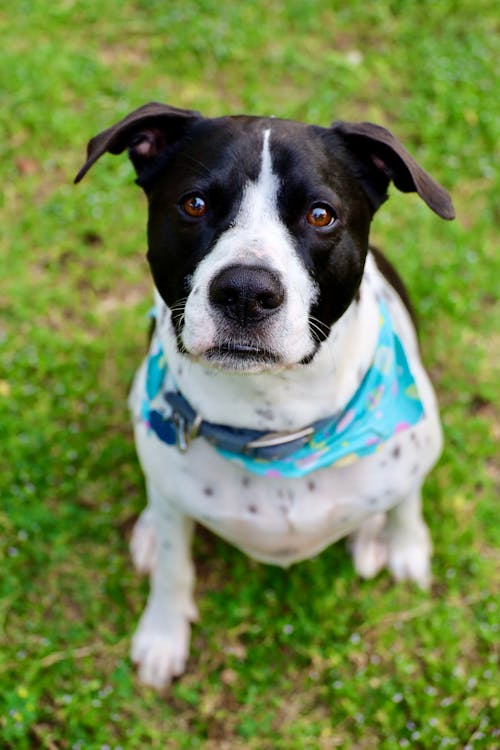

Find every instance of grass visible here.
[1,0,498,747]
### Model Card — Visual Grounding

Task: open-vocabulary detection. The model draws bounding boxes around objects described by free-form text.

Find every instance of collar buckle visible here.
[172,412,188,452]
[172,410,203,453]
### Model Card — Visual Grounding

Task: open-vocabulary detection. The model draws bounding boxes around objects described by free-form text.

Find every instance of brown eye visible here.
[306,203,337,228]
[181,193,207,218]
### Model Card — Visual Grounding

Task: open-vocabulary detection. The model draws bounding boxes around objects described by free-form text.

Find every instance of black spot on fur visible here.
[275,547,299,557]
[307,480,316,491]
[392,445,401,459]
[242,477,251,487]
[248,504,258,514]
[203,486,214,496]
[255,407,274,420]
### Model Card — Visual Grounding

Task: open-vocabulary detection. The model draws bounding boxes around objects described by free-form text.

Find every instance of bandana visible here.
[141,301,425,478]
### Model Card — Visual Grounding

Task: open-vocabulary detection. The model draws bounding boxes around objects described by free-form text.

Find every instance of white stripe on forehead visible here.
[259,128,273,189]
[235,128,279,230]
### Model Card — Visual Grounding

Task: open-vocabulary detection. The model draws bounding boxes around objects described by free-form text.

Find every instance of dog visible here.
[76,102,454,689]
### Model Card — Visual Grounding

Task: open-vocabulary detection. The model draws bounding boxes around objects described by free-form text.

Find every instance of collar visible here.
[141,300,425,478]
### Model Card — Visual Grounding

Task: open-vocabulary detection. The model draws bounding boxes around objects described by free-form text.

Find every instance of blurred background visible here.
[1,1,498,748]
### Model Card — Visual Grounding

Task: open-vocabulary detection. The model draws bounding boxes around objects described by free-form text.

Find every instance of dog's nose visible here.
[209,265,285,325]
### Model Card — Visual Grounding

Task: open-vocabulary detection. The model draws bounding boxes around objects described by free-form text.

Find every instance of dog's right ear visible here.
[74,102,202,184]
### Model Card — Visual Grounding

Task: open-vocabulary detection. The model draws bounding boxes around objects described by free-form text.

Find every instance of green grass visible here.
[1,1,498,747]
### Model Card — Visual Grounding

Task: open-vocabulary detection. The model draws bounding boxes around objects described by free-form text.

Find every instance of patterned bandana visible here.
[141,301,425,478]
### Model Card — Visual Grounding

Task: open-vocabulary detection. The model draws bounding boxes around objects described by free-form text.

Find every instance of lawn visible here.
[1,1,498,748]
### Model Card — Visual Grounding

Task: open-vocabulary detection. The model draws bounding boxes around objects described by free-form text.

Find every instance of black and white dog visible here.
[76,103,454,689]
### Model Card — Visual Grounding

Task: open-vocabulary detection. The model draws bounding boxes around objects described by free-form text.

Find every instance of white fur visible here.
[127,130,443,688]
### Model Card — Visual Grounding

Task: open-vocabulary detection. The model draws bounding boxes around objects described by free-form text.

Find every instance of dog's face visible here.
[146,117,374,371]
[76,104,453,372]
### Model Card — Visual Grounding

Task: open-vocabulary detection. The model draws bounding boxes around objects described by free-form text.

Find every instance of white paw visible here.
[352,537,389,579]
[130,511,157,575]
[131,609,191,689]
[388,528,432,589]
[349,513,388,579]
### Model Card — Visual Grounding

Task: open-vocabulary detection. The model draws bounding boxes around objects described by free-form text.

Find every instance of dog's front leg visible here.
[385,486,432,589]
[131,482,197,689]
[350,487,432,589]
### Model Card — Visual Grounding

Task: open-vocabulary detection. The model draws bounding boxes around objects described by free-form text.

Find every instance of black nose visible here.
[209,265,285,325]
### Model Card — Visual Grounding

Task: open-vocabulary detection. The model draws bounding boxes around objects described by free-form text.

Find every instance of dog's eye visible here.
[306,203,338,229]
[181,193,208,218]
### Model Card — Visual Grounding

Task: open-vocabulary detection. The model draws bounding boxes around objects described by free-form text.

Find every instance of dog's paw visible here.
[131,609,191,689]
[387,527,432,589]
[130,510,157,575]
[351,537,389,579]
[349,513,388,579]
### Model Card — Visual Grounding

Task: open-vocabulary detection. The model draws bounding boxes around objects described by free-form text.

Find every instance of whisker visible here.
[309,315,331,338]
[308,316,331,345]
[169,296,189,315]
[308,315,337,368]
[169,297,190,337]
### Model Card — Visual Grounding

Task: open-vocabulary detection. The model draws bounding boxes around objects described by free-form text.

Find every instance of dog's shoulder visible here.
[369,245,417,328]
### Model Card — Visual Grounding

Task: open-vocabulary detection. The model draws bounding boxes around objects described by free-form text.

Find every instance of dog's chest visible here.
[134,412,436,567]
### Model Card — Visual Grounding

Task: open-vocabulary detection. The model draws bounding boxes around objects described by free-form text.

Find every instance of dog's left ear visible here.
[74,102,202,184]
[330,121,455,220]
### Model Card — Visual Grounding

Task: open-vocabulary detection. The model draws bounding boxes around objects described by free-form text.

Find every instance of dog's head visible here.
[76,103,453,372]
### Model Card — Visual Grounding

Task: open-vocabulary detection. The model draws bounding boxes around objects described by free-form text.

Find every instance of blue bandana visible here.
[141,301,425,478]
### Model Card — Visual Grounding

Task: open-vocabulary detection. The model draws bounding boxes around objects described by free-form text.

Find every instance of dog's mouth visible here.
[203,342,282,371]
